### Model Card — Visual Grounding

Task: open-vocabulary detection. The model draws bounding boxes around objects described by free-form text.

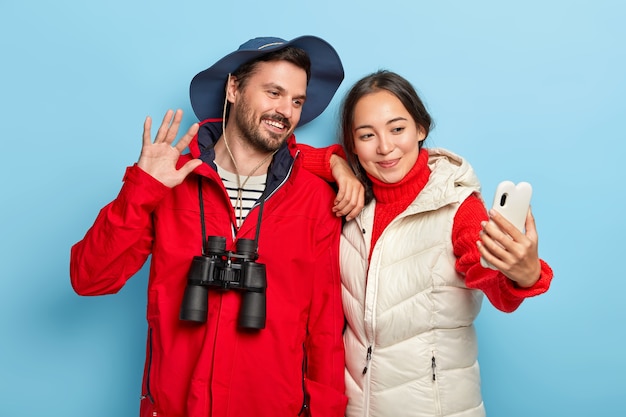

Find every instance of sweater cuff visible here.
[298,143,346,183]
[502,259,553,298]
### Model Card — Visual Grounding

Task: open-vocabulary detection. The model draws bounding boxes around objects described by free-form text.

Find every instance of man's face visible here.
[229,60,308,152]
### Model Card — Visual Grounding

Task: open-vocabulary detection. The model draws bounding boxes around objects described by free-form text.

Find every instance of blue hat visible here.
[189,35,344,127]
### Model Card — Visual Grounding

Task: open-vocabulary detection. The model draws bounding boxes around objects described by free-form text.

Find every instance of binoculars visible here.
[179,236,267,330]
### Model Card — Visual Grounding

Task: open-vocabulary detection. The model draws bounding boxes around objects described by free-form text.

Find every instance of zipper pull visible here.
[362,346,372,375]
[431,355,436,381]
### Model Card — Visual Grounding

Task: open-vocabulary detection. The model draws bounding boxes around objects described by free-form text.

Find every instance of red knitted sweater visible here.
[298,144,552,312]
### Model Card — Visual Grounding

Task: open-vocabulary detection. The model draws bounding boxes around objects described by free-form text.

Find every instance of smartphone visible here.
[480,181,532,269]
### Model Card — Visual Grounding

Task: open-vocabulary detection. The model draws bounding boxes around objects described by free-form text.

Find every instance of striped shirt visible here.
[216,164,267,228]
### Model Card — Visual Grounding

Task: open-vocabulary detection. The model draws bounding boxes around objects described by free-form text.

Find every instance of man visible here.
[70,36,347,417]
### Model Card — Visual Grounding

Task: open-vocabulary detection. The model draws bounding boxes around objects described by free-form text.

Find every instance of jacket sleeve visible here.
[70,165,170,296]
[452,194,553,312]
[295,143,346,183]
[304,212,348,416]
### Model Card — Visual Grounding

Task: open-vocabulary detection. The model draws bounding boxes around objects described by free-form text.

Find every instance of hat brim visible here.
[189,35,344,127]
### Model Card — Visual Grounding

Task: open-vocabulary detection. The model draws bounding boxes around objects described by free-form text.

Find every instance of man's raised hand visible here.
[138,109,203,188]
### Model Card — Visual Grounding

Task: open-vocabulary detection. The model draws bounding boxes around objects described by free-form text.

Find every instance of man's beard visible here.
[232,100,293,153]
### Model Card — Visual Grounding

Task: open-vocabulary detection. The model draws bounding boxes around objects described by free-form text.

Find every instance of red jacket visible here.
[70,119,347,417]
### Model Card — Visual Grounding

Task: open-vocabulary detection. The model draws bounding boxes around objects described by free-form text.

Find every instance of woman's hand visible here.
[329,154,364,221]
[477,208,542,287]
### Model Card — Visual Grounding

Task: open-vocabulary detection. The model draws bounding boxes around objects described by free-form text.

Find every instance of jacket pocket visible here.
[299,343,309,416]
[186,378,209,417]
[303,378,348,417]
[140,327,157,416]
[142,327,155,399]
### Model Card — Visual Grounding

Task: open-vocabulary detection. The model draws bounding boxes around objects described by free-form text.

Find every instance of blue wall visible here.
[1,1,624,415]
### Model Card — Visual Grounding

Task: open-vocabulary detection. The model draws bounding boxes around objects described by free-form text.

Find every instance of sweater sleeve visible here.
[296,143,346,183]
[452,194,553,312]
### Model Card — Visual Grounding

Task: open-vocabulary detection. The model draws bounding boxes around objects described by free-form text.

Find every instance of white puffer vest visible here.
[341,149,486,417]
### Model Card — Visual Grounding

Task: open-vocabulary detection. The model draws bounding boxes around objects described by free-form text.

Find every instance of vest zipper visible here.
[362,345,373,375]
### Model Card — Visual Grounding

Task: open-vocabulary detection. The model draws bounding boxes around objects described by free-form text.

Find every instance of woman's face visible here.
[352,90,425,184]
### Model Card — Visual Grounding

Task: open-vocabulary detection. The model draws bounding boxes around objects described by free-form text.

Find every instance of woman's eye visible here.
[391,126,405,134]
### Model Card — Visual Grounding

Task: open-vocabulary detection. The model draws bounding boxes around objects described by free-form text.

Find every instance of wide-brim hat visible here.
[189,35,344,127]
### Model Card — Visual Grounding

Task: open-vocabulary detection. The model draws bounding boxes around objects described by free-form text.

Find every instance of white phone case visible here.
[480,181,532,269]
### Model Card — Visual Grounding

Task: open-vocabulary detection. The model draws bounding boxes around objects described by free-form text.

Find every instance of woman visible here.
[301,70,553,417]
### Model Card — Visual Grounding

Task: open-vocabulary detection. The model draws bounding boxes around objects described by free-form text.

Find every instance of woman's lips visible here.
[377,159,399,169]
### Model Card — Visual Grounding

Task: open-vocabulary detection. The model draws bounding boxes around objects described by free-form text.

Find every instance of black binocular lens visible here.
[179,284,209,323]
[179,237,267,330]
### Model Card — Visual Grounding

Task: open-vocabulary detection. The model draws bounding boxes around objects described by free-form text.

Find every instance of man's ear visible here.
[225,74,238,104]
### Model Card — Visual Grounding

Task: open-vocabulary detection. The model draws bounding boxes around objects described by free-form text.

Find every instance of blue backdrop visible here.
[1,1,624,415]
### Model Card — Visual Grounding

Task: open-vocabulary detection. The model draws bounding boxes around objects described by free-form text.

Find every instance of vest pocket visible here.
[431,351,443,416]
